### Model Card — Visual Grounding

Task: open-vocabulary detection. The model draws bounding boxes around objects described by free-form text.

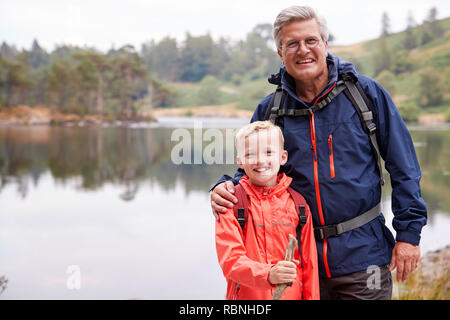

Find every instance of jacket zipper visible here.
[233,283,240,300]
[310,82,336,279]
[328,134,335,179]
[309,114,331,278]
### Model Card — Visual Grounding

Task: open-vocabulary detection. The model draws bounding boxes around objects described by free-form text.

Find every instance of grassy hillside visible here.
[330,17,450,121]
[157,17,450,122]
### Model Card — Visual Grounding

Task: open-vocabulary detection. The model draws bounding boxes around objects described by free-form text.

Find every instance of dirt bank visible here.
[0,105,155,125]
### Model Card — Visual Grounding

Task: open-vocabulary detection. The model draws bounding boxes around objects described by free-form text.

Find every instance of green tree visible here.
[108,45,148,119]
[0,42,18,62]
[196,75,222,105]
[392,50,413,75]
[47,59,79,111]
[0,53,32,107]
[178,33,216,82]
[417,67,445,107]
[373,36,392,76]
[29,39,49,69]
[403,11,417,50]
[420,7,443,45]
[74,51,110,114]
[425,7,444,38]
[375,70,396,97]
[141,37,180,81]
[397,101,421,122]
[381,12,391,37]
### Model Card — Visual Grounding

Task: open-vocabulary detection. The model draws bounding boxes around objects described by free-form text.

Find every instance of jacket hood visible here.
[268,52,358,91]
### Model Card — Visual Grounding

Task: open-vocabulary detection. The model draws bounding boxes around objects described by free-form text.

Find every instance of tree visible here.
[425,7,443,38]
[0,52,32,107]
[375,70,396,97]
[392,50,413,75]
[74,51,110,113]
[421,7,443,45]
[374,12,393,76]
[141,37,179,81]
[381,12,391,37]
[75,55,98,113]
[0,42,18,62]
[47,59,79,111]
[196,75,222,106]
[397,102,421,122]
[29,39,49,68]
[404,11,417,50]
[178,33,216,82]
[417,67,445,107]
[108,45,148,119]
[373,36,392,76]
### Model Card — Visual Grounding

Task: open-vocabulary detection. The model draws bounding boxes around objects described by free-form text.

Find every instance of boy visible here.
[215,121,319,300]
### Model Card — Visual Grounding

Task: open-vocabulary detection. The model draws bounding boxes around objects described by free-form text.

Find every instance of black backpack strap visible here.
[264,84,284,125]
[287,187,307,268]
[265,81,347,122]
[341,74,385,186]
[233,184,248,233]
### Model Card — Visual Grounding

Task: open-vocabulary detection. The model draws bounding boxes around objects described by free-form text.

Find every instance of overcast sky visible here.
[1,0,449,52]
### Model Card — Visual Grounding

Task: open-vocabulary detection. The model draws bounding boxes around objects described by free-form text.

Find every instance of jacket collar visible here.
[239,173,292,199]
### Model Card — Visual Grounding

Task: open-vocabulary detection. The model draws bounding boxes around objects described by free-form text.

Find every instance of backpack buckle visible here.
[314,224,341,240]
[367,122,377,133]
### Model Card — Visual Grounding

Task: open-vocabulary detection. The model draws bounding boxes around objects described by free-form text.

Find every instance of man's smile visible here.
[296,58,314,65]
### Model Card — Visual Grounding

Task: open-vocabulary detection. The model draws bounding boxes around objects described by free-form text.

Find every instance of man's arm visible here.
[366,77,427,243]
[363,76,427,281]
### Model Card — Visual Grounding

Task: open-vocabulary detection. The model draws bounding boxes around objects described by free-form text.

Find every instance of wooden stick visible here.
[272,234,298,300]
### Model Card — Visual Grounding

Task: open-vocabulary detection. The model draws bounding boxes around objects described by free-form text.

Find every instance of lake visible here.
[0,118,449,299]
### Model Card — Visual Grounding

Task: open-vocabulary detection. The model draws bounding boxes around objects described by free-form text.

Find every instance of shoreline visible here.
[0,105,447,126]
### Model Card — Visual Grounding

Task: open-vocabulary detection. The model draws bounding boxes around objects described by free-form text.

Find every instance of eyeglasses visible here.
[282,37,321,52]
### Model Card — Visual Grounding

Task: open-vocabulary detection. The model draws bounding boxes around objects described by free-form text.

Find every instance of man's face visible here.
[237,129,287,188]
[277,19,328,84]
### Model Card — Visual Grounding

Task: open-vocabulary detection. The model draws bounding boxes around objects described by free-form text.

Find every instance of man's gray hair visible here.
[273,6,329,50]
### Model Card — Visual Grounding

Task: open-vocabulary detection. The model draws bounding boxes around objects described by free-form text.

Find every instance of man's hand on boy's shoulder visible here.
[210,181,237,220]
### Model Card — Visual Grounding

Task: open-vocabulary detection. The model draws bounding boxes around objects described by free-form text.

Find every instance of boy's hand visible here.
[268,260,299,285]
[210,181,237,220]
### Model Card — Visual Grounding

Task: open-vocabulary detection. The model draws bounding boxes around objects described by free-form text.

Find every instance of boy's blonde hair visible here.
[235,121,285,156]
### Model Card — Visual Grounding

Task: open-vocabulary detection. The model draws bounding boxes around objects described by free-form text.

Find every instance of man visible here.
[210,6,427,300]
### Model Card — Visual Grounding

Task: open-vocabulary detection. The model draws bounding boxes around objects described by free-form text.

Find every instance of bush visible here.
[375,70,396,97]
[392,50,414,75]
[196,75,222,106]
[445,108,450,122]
[397,101,421,122]
[417,67,445,108]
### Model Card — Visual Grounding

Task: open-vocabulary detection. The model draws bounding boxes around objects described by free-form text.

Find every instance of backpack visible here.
[233,184,308,267]
[263,73,383,240]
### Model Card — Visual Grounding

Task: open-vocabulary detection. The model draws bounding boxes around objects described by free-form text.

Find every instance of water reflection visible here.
[0,122,449,299]
[1,125,449,212]
[0,125,239,200]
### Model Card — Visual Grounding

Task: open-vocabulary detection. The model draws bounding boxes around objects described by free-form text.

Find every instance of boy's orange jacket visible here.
[215,173,320,300]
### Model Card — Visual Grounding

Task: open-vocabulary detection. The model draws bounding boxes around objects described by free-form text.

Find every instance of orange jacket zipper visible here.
[328,134,335,179]
[309,113,331,278]
[309,82,336,279]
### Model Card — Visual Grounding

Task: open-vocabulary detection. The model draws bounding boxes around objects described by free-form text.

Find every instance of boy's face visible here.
[237,129,288,188]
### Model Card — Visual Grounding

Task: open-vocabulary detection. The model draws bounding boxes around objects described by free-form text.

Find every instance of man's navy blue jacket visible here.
[214,53,427,279]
